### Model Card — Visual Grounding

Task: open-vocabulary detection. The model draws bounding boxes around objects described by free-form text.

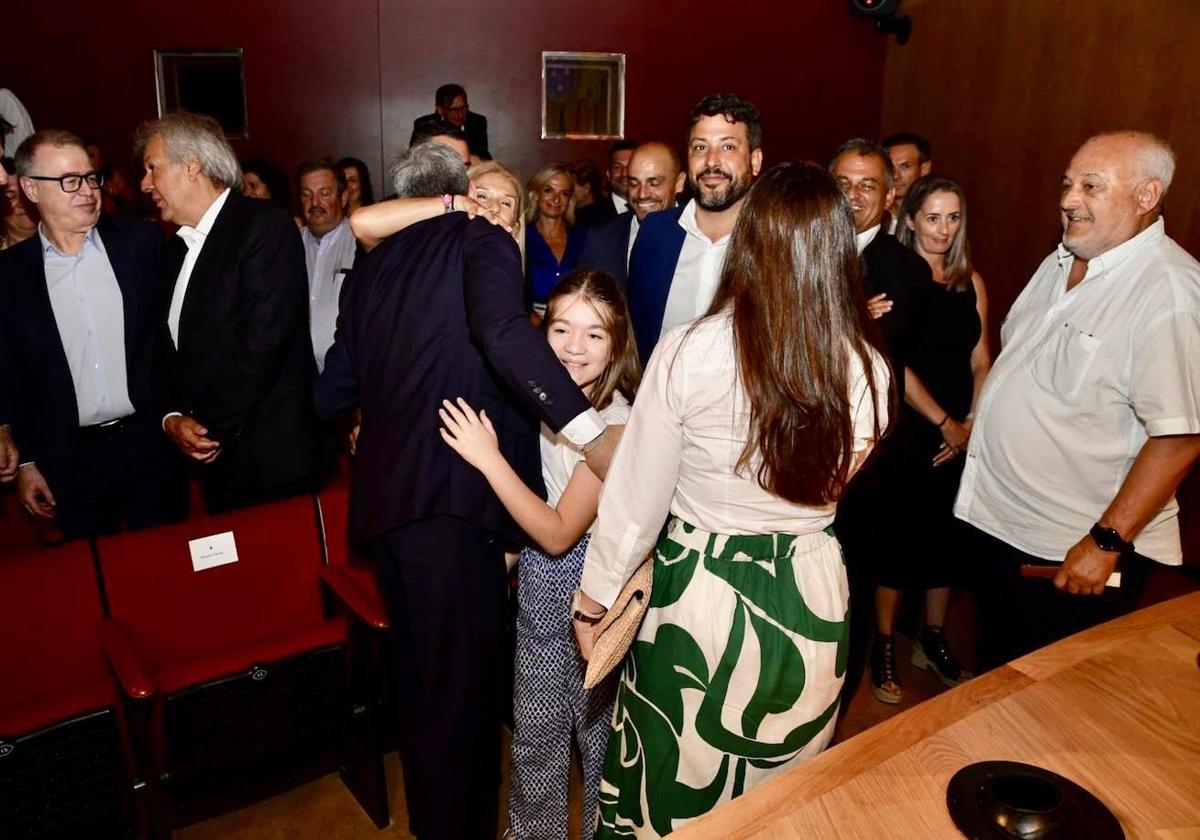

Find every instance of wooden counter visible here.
[673,592,1200,839]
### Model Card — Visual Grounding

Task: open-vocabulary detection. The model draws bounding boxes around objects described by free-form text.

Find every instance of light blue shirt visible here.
[40,224,135,425]
[301,217,356,372]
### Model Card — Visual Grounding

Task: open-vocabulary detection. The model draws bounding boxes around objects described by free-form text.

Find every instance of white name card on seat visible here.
[190,531,240,572]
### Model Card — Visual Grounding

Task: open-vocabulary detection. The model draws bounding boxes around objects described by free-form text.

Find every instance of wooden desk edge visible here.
[671,591,1200,840]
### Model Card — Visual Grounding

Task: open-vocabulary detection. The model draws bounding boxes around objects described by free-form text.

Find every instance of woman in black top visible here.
[871,176,992,703]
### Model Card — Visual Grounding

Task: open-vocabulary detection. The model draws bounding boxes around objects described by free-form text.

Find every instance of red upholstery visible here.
[0,541,114,735]
[96,495,333,679]
[317,469,389,629]
[0,484,63,550]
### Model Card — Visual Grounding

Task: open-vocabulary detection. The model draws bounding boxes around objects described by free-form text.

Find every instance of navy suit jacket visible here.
[860,231,933,400]
[315,214,593,548]
[576,211,635,290]
[0,216,171,495]
[411,111,490,159]
[625,205,687,362]
[156,191,322,509]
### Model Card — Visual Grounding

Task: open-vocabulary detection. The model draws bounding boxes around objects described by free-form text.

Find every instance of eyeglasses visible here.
[24,171,105,193]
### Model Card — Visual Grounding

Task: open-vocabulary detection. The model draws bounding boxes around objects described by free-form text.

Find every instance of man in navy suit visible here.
[626,94,763,361]
[410,83,490,161]
[576,141,684,290]
[315,142,616,840]
[0,130,185,536]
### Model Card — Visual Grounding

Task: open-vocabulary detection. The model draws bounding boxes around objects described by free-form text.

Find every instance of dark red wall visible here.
[3,1,884,196]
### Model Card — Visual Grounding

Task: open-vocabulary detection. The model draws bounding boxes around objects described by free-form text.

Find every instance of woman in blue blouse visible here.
[525,162,588,318]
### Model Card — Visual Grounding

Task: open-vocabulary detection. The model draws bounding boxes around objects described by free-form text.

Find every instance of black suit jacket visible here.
[156,191,321,509]
[410,111,490,159]
[576,211,635,289]
[861,230,934,393]
[315,214,592,547]
[0,216,175,496]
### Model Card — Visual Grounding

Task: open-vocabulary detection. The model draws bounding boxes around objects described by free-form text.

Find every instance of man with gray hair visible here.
[316,141,613,840]
[959,131,1200,669]
[138,111,321,512]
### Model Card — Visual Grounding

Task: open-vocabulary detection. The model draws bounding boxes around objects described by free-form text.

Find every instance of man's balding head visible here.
[1060,131,1174,261]
[626,142,684,221]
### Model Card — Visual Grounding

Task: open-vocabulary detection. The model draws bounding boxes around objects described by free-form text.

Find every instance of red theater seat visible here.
[317,467,388,630]
[94,494,383,829]
[0,541,139,837]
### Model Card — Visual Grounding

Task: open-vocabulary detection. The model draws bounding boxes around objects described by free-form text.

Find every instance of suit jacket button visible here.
[538,392,548,401]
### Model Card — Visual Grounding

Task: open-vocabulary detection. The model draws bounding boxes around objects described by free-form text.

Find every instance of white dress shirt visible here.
[955,218,1200,565]
[301,217,356,372]
[581,314,891,607]
[540,393,631,517]
[856,223,882,254]
[659,200,732,336]
[625,213,640,268]
[40,225,135,425]
[168,188,231,348]
[611,193,629,215]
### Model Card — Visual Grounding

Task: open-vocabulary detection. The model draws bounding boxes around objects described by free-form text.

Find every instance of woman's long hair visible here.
[525,162,576,227]
[337,156,375,207]
[896,175,973,292]
[702,161,891,505]
[543,268,641,410]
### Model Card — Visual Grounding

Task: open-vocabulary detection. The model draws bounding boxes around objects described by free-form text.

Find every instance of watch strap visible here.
[1090,523,1134,555]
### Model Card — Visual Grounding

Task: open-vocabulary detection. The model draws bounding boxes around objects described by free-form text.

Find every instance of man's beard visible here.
[692,167,753,212]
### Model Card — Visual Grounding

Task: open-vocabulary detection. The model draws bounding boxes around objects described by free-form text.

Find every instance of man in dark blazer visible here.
[626,95,764,362]
[137,112,322,513]
[315,142,612,840]
[577,141,684,290]
[0,130,185,536]
[829,138,933,711]
[410,82,490,160]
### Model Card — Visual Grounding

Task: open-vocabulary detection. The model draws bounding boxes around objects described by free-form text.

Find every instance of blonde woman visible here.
[525,162,587,316]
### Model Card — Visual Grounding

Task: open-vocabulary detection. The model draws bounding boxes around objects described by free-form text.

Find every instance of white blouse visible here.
[580,313,891,608]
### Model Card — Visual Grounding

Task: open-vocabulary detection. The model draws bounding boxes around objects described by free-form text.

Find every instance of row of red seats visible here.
[0,470,392,838]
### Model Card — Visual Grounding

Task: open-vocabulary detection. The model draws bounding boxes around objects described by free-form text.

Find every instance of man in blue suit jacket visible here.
[0,130,185,537]
[315,142,613,840]
[577,141,684,291]
[625,95,763,362]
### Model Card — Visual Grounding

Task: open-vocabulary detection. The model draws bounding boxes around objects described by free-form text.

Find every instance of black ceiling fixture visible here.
[849,0,913,45]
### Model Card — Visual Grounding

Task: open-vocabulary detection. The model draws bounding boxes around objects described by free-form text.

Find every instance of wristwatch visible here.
[570,589,605,625]
[1089,523,1134,555]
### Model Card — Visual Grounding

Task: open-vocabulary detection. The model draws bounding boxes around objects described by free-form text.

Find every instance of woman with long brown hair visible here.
[573,162,892,838]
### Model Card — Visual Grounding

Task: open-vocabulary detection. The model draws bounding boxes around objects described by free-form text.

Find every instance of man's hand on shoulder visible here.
[164,414,222,463]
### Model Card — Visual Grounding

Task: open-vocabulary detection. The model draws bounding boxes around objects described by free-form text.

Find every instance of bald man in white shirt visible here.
[957,131,1200,669]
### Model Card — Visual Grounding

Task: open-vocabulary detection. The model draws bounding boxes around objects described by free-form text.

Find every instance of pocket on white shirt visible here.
[1031,324,1101,399]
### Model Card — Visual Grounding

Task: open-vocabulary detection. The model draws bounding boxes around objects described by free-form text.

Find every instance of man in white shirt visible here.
[626,94,763,361]
[297,160,357,372]
[957,131,1200,669]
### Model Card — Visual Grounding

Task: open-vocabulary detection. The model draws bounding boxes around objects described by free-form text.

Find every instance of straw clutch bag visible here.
[583,556,653,689]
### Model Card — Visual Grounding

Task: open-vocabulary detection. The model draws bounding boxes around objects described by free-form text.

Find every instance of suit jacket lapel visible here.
[96,217,139,379]
[15,239,79,421]
[177,191,238,353]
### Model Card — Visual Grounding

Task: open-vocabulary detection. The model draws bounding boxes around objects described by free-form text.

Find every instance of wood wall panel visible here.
[880,0,1200,560]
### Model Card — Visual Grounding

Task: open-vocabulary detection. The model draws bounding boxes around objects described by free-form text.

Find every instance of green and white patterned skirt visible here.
[595,517,849,839]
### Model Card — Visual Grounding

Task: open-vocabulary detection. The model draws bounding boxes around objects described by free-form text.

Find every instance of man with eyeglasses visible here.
[0,129,186,537]
[410,83,490,161]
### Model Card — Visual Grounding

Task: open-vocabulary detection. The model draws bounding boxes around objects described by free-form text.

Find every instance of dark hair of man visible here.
[881,132,932,162]
[609,139,638,158]
[542,268,642,410]
[569,158,604,200]
[337,156,375,205]
[389,141,469,198]
[241,157,292,209]
[2,156,16,176]
[297,158,347,195]
[829,138,895,189]
[688,93,762,150]
[14,129,87,176]
[896,175,974,292]
[699,161,890,505]
[435,83,467,108]
[410,122,469,148]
